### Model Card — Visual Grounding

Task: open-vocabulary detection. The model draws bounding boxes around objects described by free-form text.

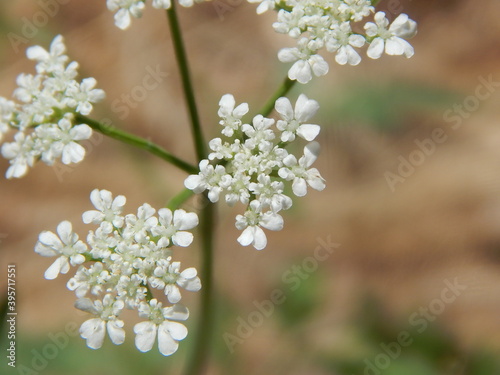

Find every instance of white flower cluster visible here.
[248,0,417,83]
[107,0,205,29]
[0,35,105,179]
[34,189,201,356]
[185,94,326,250]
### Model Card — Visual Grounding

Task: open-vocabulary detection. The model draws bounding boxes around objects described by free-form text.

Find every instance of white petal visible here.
[174,210,198,230]
[164,321,188,341]
[295,94,319,122]
[297,124,320,141]
[172,231,193,247]
[275,97,294,121]
[167,286,182,304]
[367,38,385,59]
[252,226,267,250]
[44,256,69,279]
[75,298,97,314]
[163,304,189,321]
[292,178,308,197]
[157,324,179,356]
[80,319,106,349]
[237,226,255,247]
[107,320,125,345]
[260,213,284,232]
[134,321,157,352]
[62,142,85,164]
[184,174,204,192]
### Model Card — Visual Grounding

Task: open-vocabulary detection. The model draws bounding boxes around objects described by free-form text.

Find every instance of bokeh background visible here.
[1,0,500,374]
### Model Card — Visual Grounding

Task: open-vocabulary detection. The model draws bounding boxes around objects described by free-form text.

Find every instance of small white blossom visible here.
[242,115,275,152]
[275,94,320,142]
[65,78,106,115]
[83,189,127,231]
[278,40,329,84]
[26,34,68,74]
[76,294,125,349]
[34,221,87,280]
[235,200,284,250]
[152,208,199,247]
[134,300,189,356]
[218,94,249,137]
[279,142,326,197]
[365,12,417,59]
[184,159,231,202]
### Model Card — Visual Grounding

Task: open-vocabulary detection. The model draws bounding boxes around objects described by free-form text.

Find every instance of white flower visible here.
[76,294,125,349]
[67,262,110,298]
[218,94,249,137]
[34,221,88,280]
[106,0,146,30]
[153,261,201,303]
[65,78,106,115]
[82,189,127,231]
[38,116,92,165]
[152,0,172,8]
[325,22,365,66]
[249,174,292,213]
[123,203,158,243]
[184,159,231,202]
[134,300,189,356]
[0,98,16,141]
[1,132,35,179]
[279,142,326,197]
[26,35,68,74]
[152,208,199,247]
[242,115,275,151]
[247,0,278,14]
[278,42,329,84]
[275,94,320,142]
[365,12,417,59]
[235,200,284,250]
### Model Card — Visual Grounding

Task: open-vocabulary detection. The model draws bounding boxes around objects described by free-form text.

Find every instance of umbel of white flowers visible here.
[184,94,326,250]
[34,189,201,356]
[106,1,417,84]
[0,36,105,179]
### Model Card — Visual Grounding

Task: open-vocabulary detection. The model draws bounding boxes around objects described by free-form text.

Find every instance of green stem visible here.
[257,76,297,117]
[166,3,206,162]
[167,188,195,210]
[76,114,197,174]
[183,197,216,375]
[371,0,383,6]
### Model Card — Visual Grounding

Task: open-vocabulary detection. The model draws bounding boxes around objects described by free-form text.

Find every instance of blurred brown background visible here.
[1,0,500,374]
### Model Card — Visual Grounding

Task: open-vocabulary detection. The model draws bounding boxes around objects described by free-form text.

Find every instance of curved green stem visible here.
[167,188,195,210]
[183,197,216,375]
[76,114,197,174]
[166,3,206,162]
[257,76,297,117]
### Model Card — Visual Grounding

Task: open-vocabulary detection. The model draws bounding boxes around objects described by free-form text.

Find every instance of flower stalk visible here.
[76,114,197,174]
